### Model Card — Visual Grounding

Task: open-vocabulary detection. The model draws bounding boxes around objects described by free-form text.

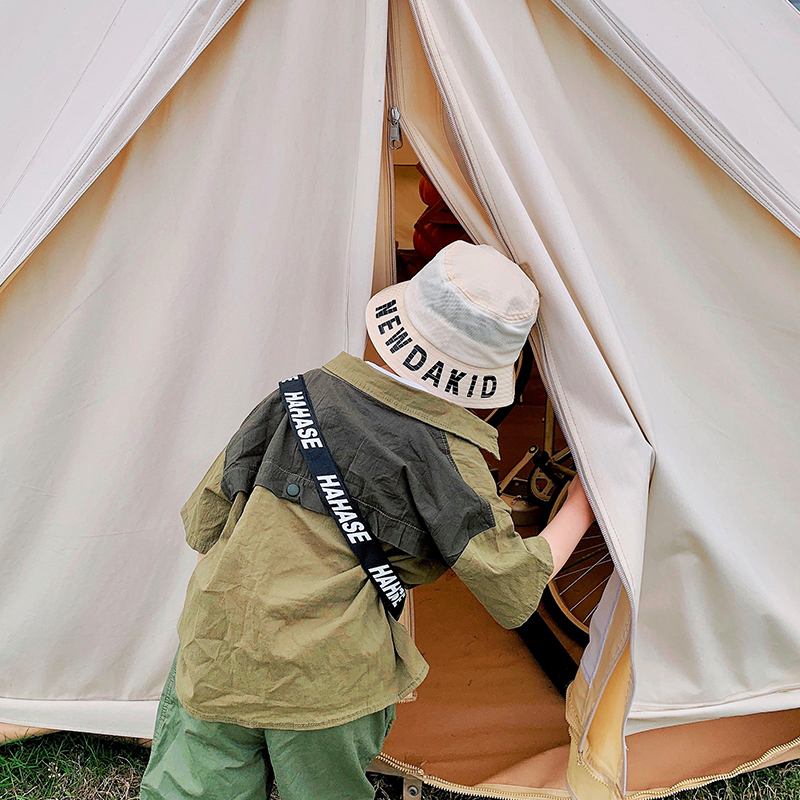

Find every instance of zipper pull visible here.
[388,106,403,150]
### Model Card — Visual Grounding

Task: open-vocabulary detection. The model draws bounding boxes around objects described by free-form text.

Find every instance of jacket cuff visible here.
[185,532,217,554]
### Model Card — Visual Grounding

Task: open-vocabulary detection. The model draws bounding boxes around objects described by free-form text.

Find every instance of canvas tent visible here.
[1,0,799,797]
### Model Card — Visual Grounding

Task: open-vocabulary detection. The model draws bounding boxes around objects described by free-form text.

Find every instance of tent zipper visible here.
[385,9,403,151]
[530,323,636,763]
[625,733,800,799]
[388,106,403,150]
[377,730,800,799]
[384,17,401,286]
[403,0,637,765]
[376,752,569,800]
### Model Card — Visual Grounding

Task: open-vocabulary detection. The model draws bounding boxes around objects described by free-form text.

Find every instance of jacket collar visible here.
[322,352,500,459]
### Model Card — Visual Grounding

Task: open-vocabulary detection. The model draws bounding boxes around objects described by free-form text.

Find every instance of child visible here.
[140,241,595,800]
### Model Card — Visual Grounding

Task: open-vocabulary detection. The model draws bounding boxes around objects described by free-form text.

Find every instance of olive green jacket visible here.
[175,352,553,730]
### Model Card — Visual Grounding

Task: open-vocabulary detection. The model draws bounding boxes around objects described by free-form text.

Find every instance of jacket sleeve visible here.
[437,433,554,629]
[180,449,232,554]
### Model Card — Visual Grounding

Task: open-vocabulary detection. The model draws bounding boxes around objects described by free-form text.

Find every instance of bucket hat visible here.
[365,241,539,409]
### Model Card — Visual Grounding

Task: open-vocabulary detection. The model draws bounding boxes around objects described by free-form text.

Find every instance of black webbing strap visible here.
[278,374,406,620]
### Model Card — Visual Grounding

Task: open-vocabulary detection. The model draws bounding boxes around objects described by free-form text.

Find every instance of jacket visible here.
[174,351,553,730]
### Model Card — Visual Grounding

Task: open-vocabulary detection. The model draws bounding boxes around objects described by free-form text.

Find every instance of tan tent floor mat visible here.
[383,571,570,789]
[380,568,800,795]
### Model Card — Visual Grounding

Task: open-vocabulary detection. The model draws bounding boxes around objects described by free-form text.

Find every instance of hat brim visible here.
[365,283,515,410]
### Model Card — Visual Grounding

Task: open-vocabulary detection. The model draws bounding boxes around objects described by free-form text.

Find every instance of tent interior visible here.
[1,0,799,798]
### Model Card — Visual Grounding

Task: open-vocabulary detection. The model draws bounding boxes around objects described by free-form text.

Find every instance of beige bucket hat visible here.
[366,241,539,409]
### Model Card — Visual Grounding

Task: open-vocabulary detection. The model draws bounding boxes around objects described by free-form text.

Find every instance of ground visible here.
[1,732,799,799]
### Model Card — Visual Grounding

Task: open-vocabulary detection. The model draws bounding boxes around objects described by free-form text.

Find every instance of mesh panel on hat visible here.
[442,241,538,319]
[405,246,537,369]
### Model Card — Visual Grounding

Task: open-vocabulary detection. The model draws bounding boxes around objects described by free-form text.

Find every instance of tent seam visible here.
[0,0,132,219]
[547,0,800,239]
[631,681,800,712]
[0,0,248,289]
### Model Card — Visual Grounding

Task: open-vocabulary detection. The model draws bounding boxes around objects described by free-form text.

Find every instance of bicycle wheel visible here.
[543,478,612,645]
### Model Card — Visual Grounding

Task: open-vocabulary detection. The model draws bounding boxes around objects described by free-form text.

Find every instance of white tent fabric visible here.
[0,0,249,290]
[397,0,800,737]
[0,0,386,736]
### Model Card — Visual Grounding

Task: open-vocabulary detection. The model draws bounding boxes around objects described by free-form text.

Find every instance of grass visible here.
[0,733,147,800]
[0,732,798,799]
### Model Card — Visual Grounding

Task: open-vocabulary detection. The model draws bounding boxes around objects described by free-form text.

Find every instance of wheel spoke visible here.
[558,555,613,594]
[556,546,608,576]
[580,578,611,624]
[567,575,611,618]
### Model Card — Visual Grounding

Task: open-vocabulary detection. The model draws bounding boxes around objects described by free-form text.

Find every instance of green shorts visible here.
[140,652,395,800]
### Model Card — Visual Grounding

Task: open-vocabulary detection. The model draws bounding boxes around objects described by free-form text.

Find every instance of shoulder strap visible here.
[278,374,406,620]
